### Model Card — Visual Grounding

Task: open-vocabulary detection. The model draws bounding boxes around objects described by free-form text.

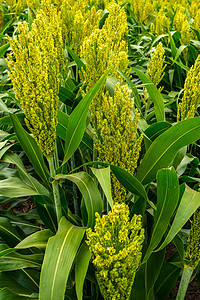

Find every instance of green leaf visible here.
[157,184,200,250]
[0,217,22,247]
[131,67,165,122]
[155,262,180,300]
[0,272,33,295]
[0,143,16,160]
[136,117,200,185]
[168,31,183,87]
[71,161,151,208]
[75,243,91,300]
[0,43,10,57]
[144,122,172,142]
[39,217,85,300]
[90,166,113,207]
[2,153,50,197]
[55,172,103,228]
[130,264,147,300]
[0,177,43,197]
[143,167,179,262]
[67,47,86,71]
[0,113,25,125]
[33,195,57,233]
[146,250,165,296]
[0,247,16,258]
[56,110,69,140]
[63,71,109,164]
[176,265,193,300]
[10,114,50,187]
[59,86,75,106]
[0,246,43,271]
[15,229,53,250]
[0,288,38,299]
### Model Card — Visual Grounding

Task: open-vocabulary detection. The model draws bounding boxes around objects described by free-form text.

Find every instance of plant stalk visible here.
[48,156,62,224]
[176,265,193,300]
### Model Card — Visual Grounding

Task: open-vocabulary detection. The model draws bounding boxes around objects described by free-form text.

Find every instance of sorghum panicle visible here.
[95,84,143,203]
[147,42,166,88]
[7,0,64,157]
[185,208,200,269]
[177,55,200,121]
[86,202,144,300]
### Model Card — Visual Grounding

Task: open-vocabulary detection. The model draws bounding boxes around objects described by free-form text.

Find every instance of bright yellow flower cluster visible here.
[95,84,143,203]
[193,9,200,32]
[185,208,200,269]
[173,9,187,32]
[60,0,101,55]
[177,55,200,121]
[147,42,166,88]
[150,7,170,36]
[81,1,129,120]
[7,0,64,157]
[4,0,27,12]
[26,0,39,9]
[86,202,144,300]
[132,0,155,24]
[180,20,191,46]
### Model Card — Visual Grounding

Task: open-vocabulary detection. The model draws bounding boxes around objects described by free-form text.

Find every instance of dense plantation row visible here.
[0,0,200,299]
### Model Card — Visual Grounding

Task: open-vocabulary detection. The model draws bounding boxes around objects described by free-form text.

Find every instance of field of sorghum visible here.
[0,0,200,299]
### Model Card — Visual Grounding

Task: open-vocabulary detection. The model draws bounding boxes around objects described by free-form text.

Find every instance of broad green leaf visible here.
[0,143,17,160]
[157,184,200,250]
[172,146,187,170]
[176,265,193,300]
[67,47,86,71]
[55,172,103,228]
[59,86,75,106]
[0,177,43,197]
[155,263,181,300]
[10,114,50,187]
[0,246,43,271]
[0,288,38,299]
[130,264,147,300]
[0,247,16,258]
[39,217,85,300]
[0,272,33,295]
[70,161,151,208]
[144,122,172,142]
[0,217,22,247]
[75,243,91,300]
[90,166,113,207]
[2,153,50,197]
[56,110,69,140]
[168,31,183,87]
[13,269,39,293]
[136,117,200,185]
[132,67,165,122]
[144,122,172,149]
[33,195,57,233]
[143,167,179,262]
[63,71,109,164]
[0,43,10,57]
[0,98,15,113]
[0,113,25,125]
[15,229,53,250]
[57,111,93,151]
[146,250,165,296]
